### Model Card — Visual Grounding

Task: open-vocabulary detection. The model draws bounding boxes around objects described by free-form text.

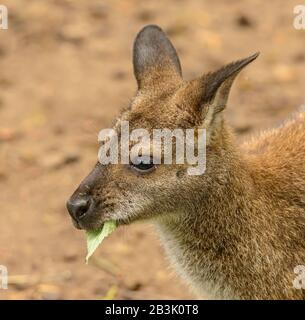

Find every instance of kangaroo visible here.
[67,25,305,300]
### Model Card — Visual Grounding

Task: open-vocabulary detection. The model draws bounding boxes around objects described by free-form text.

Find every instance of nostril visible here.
[67,198,91,220]
[77,200,89,218]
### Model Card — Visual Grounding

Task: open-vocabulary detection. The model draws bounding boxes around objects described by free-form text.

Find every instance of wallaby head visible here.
[66,25,258,232]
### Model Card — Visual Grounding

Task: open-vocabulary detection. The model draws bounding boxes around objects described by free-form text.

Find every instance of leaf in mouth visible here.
[85,221,117,263]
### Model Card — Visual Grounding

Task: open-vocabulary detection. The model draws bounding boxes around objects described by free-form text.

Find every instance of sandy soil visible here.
[0,0,304,299]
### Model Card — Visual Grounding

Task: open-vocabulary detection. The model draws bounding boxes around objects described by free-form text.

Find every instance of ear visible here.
[199,52,259,129]
[133,25,182,90]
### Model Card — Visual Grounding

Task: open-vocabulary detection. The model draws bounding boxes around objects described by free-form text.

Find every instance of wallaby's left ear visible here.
[133,25,182,90]
[200,52,259,124]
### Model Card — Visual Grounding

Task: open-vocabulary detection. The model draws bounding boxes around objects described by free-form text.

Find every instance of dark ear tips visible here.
[216,52,260,82]
[233,52,260,71]
[244,52,260,62]
[137,24,163,33]
[204,52,259,102]
[133,25,182,88]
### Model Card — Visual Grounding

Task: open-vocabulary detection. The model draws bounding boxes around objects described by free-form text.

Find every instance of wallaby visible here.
[67,25,305,299]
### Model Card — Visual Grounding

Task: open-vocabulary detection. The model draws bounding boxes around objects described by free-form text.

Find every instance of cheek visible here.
[108,164,182,199]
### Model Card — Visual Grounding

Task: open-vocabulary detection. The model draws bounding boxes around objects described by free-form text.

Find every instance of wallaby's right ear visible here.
[194,53,259,135]
[133,25,182,90]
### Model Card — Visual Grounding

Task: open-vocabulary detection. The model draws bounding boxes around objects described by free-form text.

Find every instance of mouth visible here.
[71,215,104,231]
[70,210,130,231]
[71,217,83,230]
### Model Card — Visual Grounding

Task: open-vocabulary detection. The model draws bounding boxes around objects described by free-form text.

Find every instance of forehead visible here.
[118,86,199,132]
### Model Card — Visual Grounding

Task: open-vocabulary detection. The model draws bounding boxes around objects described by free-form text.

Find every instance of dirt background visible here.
[0,0,304,300]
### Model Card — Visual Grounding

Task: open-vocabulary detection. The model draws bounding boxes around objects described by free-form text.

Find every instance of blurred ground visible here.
[0,0,304,299]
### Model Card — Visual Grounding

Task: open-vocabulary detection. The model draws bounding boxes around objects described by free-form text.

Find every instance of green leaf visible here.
[85,221,117,263]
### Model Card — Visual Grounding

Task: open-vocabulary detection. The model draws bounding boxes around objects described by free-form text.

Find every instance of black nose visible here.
[66,198,91,221]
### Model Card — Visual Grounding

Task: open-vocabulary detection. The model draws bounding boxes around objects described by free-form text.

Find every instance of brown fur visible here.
[67,25,305,299]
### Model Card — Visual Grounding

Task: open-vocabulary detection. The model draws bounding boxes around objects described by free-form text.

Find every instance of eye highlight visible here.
[130,155,155,174]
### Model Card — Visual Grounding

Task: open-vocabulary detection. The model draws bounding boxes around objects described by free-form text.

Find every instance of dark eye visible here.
[130,155,155,174]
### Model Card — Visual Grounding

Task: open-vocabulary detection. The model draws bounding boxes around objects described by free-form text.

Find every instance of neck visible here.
[155,138,259,299]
